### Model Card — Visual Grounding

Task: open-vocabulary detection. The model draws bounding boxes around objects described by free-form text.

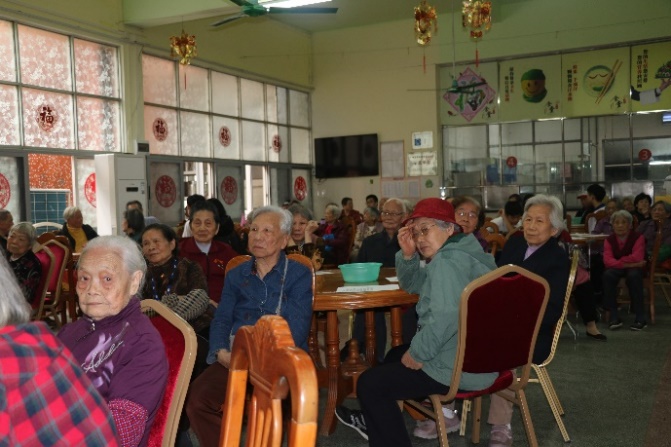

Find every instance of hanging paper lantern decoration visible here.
[462,0,492,41]
[170,30,198,65]
[414,1,437,46]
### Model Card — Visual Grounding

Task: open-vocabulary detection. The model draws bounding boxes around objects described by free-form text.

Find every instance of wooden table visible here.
[310,267,418,436]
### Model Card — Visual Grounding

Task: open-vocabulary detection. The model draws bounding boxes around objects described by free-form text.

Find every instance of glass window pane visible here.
[0,156,23,217]
[212,116,240,160]
[215,164,243,219]
[292,169,311,209]
[564,142,590,183]
[144,106,178,155]
[0,20,16,82]
[241,120,265,161]
[446,125,487,150]
[179,65,209,111]
[534,120,561,142]
[564,118,581,140]
[23,88,74,149]
[598,115,630,139]
[240,79,264,120]
[0,85,20,146]
[74,157,97,228]
[488,124,500,145]
[266,85,278,123]
[212,71,238,116]
[501,122,532,145]
[74,39,119,98]
[28,153,73,224]
[18,25,72,91]
[180,111,211,158]
[504,145,533,184]
[535,143,563,183]
[142,54,176,106]
[290,128,310,164]
[268,125,289,163]
[77,97,121,151]
[149,161,182,225]
[289,90,309,127]
[277,87,288,124]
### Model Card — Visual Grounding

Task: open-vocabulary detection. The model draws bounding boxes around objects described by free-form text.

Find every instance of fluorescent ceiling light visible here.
[258,0,332,8]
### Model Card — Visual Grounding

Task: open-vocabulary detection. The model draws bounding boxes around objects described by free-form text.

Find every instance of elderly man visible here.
[0,209,13,252]
[186,205,314,447]
[58,206,98,253]
[344,198,410,362]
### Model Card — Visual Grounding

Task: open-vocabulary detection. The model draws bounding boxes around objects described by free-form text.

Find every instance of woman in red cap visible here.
[335,197,497,446]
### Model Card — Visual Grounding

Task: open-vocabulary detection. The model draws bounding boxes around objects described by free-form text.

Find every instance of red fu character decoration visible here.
[414,1,437,73]
[462,0,492,67]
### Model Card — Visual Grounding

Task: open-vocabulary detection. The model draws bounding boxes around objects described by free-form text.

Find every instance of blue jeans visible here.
[602,268,646,323]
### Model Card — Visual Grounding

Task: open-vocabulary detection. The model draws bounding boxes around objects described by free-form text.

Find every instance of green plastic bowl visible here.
[338,262,382,283]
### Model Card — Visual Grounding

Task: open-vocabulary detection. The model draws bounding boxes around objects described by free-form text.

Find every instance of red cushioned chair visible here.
[141,299,197,447]
[34,237,69,328]
[402,264,550,447]
[32,245,55,318]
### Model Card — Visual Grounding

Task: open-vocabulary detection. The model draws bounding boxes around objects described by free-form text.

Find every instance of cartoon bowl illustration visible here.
[583,65,613,98]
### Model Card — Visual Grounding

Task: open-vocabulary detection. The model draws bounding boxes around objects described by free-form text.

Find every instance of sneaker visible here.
[489,424,513,447]
[412,409,461,439]
[335,406,368,440]
[608,320,623,330]
[630,321,647,331]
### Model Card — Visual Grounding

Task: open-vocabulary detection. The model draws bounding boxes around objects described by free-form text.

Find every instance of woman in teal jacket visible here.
[335,198,497,446]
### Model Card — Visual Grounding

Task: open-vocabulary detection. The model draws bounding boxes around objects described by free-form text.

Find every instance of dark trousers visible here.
[185,362,229,447]
[357,345,450,447]
[602,268,645,323]
[573,282,599,324]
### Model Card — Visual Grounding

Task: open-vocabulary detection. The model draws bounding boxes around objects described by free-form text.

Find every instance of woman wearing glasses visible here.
[452,196,489,251]
[336,198,497,446]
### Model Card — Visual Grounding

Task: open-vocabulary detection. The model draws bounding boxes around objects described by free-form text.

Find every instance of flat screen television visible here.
[314,133,379,178]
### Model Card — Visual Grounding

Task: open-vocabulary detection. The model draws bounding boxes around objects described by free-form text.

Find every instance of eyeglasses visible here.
[412,224,436,240]
[456,210,478,220]
[381,211,404,217]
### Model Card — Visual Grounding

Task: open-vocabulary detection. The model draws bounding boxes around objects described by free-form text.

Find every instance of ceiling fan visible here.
[212,0,338,27]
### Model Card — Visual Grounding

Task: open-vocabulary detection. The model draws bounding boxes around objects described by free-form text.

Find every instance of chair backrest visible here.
[536,248,580,367]
[141,299,197,447]
[445,264,549,401]
[225,254,252,275]
[481,221,499,235]
[32,246,55,313]
[41,238,69,296]
[219,315,318,447]
[33,221,63,235]
[481,231,506,256]
[585,209,607,233]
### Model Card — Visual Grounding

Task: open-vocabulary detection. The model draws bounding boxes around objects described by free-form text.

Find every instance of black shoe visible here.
[335,406,368,440]
[630,321,647,331]
[586,332,608,341]
[608,320,623,330]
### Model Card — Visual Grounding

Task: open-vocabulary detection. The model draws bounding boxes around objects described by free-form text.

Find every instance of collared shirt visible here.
[207,251,313,363]
[1,322,119,446]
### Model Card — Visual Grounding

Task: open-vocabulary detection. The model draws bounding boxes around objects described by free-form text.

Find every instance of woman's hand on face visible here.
[401,350,423,370]
[306,220,320,234]
[397,226,417,259]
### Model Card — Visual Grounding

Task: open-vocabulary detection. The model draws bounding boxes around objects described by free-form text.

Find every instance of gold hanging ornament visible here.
[462,0,492,66]
[414,1,437,73]
[170,30,198,66]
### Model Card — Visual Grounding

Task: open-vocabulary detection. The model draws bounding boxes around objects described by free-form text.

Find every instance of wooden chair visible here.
[34,235,70,328]
[481,221,499,235]
[219,315,318,447]
[584,209,607,234]
[141,299,197,447]
[529,248,579,442]
[481,231,506,256]
[32,245,56,321]
[225,254,252,275]
[402,265,550,447]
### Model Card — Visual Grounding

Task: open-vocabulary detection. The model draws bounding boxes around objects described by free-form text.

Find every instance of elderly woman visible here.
[0,255,120,446]
[122,208,145,244]
[452,196,489,251]
[314,203,350,266]
[6,222,42,305]
[0,209,13,252]
[186,206,313,447]
[636,200,671,256]
[58,206,98,253]
[141,224,210,333]
[180,200,238,303]
[351,206,384,261]
[285,204,325,271]
[58,236,167,447]
[484,194,571,447]
[336,198,497,446]
[603,210,647,331]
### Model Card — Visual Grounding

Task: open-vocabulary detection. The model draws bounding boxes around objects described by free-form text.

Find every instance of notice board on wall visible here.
[380,140,405,178]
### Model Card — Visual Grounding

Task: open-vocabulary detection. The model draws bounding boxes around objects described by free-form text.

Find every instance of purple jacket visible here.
[58,297,167,447]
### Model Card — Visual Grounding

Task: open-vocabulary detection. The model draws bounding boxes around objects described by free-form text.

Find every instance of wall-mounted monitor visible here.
[314,133,379,179]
